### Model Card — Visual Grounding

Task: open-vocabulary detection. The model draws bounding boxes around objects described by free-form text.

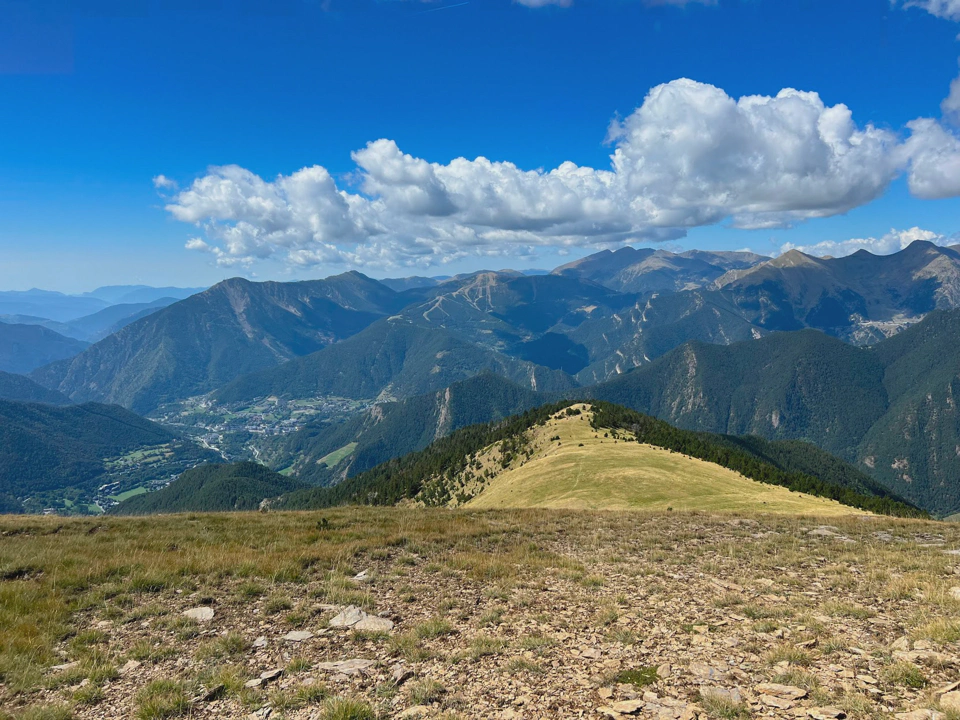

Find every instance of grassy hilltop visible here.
[458,405,862,514]
[2,508,960,720]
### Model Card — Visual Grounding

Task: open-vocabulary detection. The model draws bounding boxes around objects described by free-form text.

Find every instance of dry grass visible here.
[0,507,958,718]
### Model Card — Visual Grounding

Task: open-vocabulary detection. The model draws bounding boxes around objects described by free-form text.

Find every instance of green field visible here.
[107,486,147,502]
[317,442,357,468]
[467,405,858,515]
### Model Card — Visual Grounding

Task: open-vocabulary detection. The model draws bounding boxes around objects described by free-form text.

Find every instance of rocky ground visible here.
[4,510,960,719]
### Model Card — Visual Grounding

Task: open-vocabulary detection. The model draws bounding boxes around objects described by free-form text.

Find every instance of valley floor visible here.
[2,509,960,720]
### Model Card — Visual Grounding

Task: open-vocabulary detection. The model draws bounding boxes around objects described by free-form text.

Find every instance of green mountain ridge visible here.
[0,322,89,374]
[0,371,70,405]
[111,461,306,515]
[0,400,218,513]
[274,400,921,517]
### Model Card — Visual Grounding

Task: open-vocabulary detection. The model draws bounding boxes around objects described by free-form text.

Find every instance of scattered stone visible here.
[951,587,960,601]
[398,707,431,719]
[894,650,955,666]
[939,691,960,713]
[354,616,394,632]
[353,569,371,582]
[611,699,644,714]
[391,663,414,686]
[191,683,226,703]
[281,630,313,642]
[252,636,267,648]
[688,662,727,683]
[244,678,263,689]
[328,605,366,628]
[891,636,912,652]
[50,661,78,672]
[808,526,840,537]
[119,659,141,675]
[259,668,283,683]
[895,711,945,720]
[182,607,215,623]
[808,708,846,719]
[316,659,375,675]
[756,683,808,700]
[700,686,742,704]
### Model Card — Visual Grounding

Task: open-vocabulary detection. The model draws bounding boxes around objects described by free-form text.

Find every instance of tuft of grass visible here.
[414,617,454,640]
[506,658,543,674]
[236,581,265,599]
[196,664,249,697]
[389,631,432,662]
[135,679,190,720]
[287,656,313,673]
[467,635,506,659]
[823,601,876,620]
[517,634,554,653]
[912,619,960,644]
[836,691,879,719]
[407,678,446,705]
[269,685,326,713]
[4,706,74,720]
[195,632,249,660]
[296,683,328,704]
[881,661,927,689]
[265,594,293,615]
[609,666,658,689]
[321,697,377,720]
[73,683,106,706]
[594,605,619,627]
[129,640,179,663]
[607,627,639,645]
[773,669,820,691]
[478,609,503,627]
[764,644,812,666]
[699,692,751,719]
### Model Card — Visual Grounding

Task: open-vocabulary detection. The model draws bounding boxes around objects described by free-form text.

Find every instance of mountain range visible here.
[32,273,406,414]
[34,242,960,419]
[7,240,960,517]
[0,285,204,322]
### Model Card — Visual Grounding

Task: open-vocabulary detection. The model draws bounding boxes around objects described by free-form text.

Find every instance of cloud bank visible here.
[161,77,960,271]
[780,227,955,258]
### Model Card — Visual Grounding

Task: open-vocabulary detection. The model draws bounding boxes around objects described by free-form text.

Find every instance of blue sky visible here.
[3,0,960,292]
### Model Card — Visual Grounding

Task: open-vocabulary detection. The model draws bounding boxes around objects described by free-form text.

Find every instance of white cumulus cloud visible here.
[780,227,953,258]
[152,174,178,191]
[899,0,960,21]
[902,118,960,199]
[162,77,960,271]
[608,81,898,230]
